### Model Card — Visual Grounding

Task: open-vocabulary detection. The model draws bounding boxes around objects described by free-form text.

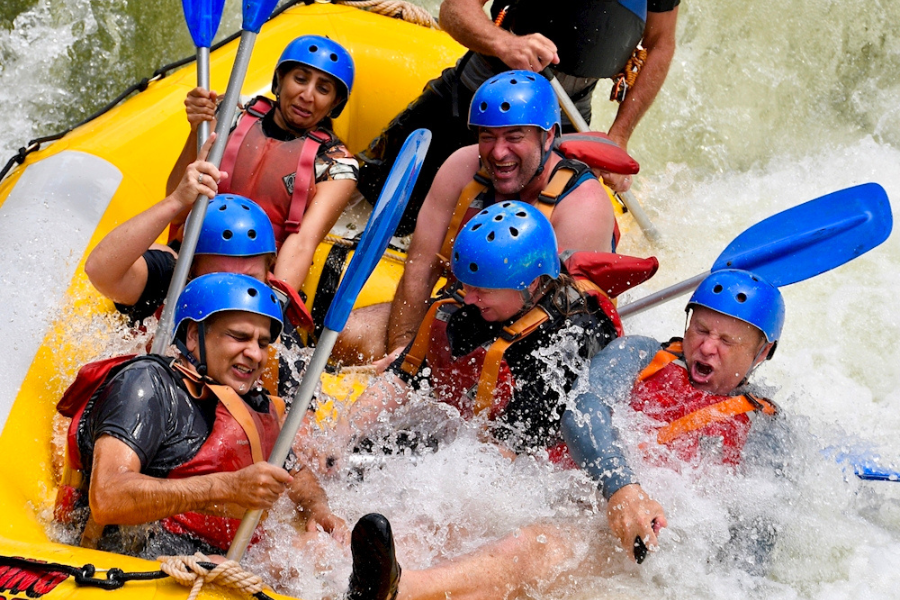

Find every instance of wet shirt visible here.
[77,356,273,479]
[114,247,176,324]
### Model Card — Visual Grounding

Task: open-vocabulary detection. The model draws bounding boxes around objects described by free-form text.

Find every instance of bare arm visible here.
[438,0,559,72]
[85,135,225,305]
[386,146,479,351]
[606,8,678,149]
[550,177,616,253]
[88,435,292,526]
[287,465,349,544]
[274,179,356,292]
[166,87,219,196]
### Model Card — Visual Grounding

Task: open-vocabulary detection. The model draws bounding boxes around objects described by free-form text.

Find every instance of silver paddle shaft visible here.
[151,32,258,354]
[226,328,340,561]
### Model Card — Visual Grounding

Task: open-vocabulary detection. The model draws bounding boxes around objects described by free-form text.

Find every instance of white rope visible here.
[158,553,266,600]
[335,0,439,28]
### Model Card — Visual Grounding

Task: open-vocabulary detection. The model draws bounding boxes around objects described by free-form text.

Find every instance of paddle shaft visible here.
[196,46,211,149]
[226,327,339,561]
[151,32,258,354]
[618,272,708,319]
[545,74,660,243]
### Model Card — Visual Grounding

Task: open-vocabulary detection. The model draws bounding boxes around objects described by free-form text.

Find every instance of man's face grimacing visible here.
[477,125,551,196]
[682,306,773,396]
[186,311,272,394]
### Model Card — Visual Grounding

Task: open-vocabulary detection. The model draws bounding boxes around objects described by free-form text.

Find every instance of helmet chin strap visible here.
[175,322,209,377]
[529,129,553,183]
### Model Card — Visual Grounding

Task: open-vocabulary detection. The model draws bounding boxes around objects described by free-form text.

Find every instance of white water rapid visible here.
[1,0,899,598]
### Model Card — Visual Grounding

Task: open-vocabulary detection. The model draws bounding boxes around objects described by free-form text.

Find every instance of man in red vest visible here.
[60,273,346,557]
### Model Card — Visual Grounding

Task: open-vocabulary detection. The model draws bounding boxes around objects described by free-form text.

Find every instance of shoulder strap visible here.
[219,96,273,181]
[284,130,331,236]
[399,298,459,377]
[171,360,271,464]
[537,164,579,207]
[637,344,681,382]
[437,169,491,273]
[656,392,778,445]
[474,306,551,416]
[206,384,266,464]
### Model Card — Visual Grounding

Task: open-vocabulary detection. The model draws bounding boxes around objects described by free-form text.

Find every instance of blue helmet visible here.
[687,269,785,343]
[195,195,276,258]
[452,201,560,290]
[272,35,355,118]
[468,70,561,132]
[174,272,284,341]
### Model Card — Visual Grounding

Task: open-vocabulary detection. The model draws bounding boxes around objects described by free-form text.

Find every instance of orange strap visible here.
[474,306,550,416]
[437,171,491,273]
[656,393,778,445]
[637,342,682,382]
[172,361,273,464]
[399,298,458,377]
[537,166,576,206]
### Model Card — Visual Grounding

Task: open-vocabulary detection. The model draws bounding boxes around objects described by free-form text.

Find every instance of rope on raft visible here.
[334,0,439,28]
[159,553,266,600]
[610,47,648,102]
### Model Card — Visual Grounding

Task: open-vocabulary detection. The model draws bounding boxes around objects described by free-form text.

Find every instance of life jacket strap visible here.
[637,343,682,382]
[219,97,272,184]
[474,306,550,416]
[656,393,778,445]
[284,130,330,235]
[437,170,491,273]
[399,298,458,378]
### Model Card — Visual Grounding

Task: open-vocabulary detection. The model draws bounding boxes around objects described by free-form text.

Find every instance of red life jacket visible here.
[218,96,333,248]
[436,157,622,280]
[631,341,778,466]
[54,355,284,551]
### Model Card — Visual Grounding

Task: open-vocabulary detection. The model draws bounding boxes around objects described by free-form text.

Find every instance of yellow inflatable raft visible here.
[0,2,628,597]
[0,2,460,598]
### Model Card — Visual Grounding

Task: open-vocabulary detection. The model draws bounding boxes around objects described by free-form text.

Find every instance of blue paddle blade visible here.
[712,182,892,287]
[242,0,280,33]
[182,0,226,48]
[323,129,432,332]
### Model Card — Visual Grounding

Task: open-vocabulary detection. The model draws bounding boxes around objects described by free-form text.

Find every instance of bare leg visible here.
[334,303,391,365]
[398,520,621,600]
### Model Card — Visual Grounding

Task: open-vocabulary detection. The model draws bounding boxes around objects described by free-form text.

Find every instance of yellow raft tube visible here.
[0,3,463,598]
[0,2,627,596]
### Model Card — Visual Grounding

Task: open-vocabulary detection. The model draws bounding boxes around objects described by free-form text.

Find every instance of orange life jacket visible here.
[631,341,778,466]
[436,158,622,279]
[218,96,333,248]
[54,355,285,551]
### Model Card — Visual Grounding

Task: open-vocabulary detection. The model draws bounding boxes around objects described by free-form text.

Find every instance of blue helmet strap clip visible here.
[175,321,209,377]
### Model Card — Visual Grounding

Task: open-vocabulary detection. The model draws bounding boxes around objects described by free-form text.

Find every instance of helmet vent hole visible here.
[509,227,519,237]
[515,210,527,217]
[736,293,748,303]
[468,263,478,273]
[500,102,511,112]
[479,101,488,111]
[471,223,482,231]
[218,204,228,212]
[525,74,535,81]
[330,53,338,62]
[712,284,723,294]
[493,214,503,221]
[239,204,249,211]
[487,231,495,241]
[454,251,459,261]
[222,230,234,240]
[510,78,518,85]
[309,45,319,53]
[247,288,258,297]
[248,229,257,240]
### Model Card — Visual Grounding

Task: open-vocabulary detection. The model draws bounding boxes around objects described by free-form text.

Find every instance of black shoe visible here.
[347,513,401,600]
